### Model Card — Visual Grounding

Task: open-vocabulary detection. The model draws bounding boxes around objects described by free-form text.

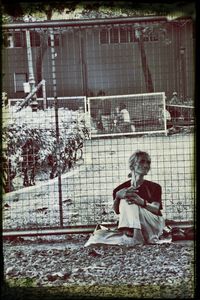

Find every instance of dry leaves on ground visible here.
[2,235,195,299]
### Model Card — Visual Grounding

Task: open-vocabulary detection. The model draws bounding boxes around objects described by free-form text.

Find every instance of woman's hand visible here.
[115,188,128,200]
[126,191,144,206]
[114,187,161,215]
[116,187,143,206]
[113,187,133,214]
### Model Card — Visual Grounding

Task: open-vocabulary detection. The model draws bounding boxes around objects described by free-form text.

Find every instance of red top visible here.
[113,179,162,216]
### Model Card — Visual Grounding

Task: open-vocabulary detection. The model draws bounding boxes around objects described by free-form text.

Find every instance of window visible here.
[14,73,27,92]
[48,34,60,46]
[110,28,119,43]
[3,31,41,48]
[120,28,129,43]
[100,26,159,44]
[3,32,25,48]
[3,33,14,48]
[142,32,159,42]
[14,32,25,47]
[99,29,109,44]
[30,31,40,47]
[100,27,132,44]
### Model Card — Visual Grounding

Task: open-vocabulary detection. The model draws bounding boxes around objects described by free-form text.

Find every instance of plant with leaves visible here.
[2,107,90,191]
[1,1,195,22]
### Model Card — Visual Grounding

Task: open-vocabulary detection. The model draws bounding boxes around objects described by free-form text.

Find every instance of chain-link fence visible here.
[2,16,195,235]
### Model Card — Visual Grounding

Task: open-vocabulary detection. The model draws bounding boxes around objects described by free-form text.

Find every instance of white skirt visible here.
[118,199,165,244]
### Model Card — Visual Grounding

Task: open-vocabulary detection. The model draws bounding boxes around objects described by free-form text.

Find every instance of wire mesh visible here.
[2,17,195,234]
[88,93,167,137]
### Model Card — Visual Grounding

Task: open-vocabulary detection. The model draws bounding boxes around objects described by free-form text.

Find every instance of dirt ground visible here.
[2,234,195,299]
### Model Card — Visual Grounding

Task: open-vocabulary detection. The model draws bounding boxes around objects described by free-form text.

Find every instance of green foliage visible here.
[2,107,90,191]
[1,1,78,20]
[1,1,195,22]
[3,122,54,169]
[6,277,37,287]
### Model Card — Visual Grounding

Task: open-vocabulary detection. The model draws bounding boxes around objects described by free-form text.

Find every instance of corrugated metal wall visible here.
[2,18,194,101]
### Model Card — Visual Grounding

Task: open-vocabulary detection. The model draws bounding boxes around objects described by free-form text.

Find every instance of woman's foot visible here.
[118,227,134,237]
[125,228,134,237]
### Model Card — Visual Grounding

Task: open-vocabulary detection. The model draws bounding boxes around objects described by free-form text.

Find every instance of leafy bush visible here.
[2,106,90,192]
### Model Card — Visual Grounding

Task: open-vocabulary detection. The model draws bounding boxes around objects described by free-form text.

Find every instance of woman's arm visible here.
[144,201,160,215]
[113,188,127,214]
[127,192,161,215]
[113,186,161,215]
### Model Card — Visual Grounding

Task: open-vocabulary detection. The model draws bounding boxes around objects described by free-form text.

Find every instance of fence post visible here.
[25,30,37,106]
[50,28,63,227]
[42,80,47,109]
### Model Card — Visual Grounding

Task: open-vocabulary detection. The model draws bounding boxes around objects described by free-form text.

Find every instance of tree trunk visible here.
[138,40,154,93]
[35,7,52,97]
[36,37,48,97]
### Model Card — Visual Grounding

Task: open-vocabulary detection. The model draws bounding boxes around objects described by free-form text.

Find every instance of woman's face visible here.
[133,155,151,176]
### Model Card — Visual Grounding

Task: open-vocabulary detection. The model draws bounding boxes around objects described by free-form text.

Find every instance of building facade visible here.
[2,16,194,102]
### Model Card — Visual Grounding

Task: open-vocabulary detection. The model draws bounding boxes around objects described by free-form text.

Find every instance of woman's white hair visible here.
[128,150,151,171]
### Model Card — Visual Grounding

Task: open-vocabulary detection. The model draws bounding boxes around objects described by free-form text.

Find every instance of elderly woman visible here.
[113,150,165,244]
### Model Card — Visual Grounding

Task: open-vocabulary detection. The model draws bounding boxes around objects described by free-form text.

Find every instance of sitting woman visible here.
[113,150,165,244]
